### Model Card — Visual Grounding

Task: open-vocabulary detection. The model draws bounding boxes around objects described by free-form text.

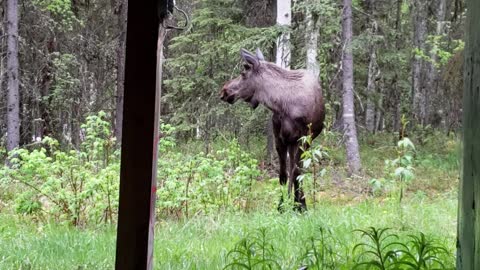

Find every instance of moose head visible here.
[220,48,266,109]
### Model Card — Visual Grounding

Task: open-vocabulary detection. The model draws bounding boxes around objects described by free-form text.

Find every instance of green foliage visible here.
[353,227,453,269]
[224,228,281,270]
[0,112,118,226]
[370,138,416,201]
[157,136,262,218]
[353,227,399,269]
[395,233,451,269]
[50,53,81,108]
[0,192,457,269]
[4,116,265,224]
[300,227,339,270]
[223,226,453,270]
[32,0,80,30]
[414,35,465,68]
[298,124,330,207]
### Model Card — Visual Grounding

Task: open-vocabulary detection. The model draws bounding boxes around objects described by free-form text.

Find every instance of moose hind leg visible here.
[275,138,289,212]
[289,143,307,211]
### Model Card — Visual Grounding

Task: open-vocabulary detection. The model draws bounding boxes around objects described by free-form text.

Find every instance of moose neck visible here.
[254,64,305,115]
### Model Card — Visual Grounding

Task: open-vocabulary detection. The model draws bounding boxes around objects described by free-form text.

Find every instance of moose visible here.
[220,48,325,211]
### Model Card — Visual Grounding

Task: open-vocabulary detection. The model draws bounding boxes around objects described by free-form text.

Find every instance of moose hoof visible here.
[294,203,307,213]
[277,196,285,213]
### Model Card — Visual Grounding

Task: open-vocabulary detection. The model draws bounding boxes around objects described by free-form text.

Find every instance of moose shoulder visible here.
[220,48,325,211]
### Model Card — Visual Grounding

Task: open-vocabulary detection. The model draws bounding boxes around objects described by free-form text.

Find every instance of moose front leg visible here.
[274,137,289,212]
[273,116,287,185]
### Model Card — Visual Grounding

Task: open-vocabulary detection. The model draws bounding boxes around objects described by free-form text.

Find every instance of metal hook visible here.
[162,6,190,31]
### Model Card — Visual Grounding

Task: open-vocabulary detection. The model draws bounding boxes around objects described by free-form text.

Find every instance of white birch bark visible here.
[276,0,291,69]
[6,0,20,152]
[305,6,320,78]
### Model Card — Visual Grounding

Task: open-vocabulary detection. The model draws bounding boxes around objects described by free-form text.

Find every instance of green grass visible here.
[0,215,116,269]
[153,194,457,269]
[0,132,460,269]
[0,193,456,269]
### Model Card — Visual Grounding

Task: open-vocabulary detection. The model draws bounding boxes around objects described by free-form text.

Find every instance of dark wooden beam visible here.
[115,0,161,269]
[457,0,480,268]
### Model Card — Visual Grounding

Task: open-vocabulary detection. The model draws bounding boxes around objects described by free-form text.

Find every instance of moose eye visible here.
[243,64,251,71]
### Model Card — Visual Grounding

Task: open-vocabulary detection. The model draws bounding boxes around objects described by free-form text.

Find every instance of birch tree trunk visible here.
[457,0,480,268]
[114,0,128,143]
[305,4,319,78]
[341,0,361,174]
[276,0,291,69]
[412,1,427,125]
[6,0,20,152]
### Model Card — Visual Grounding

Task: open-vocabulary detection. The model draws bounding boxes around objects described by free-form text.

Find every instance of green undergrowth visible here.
[154,194,456,269]
[0,120,461,269]
[0,194,456,269]
[0,214,116,269]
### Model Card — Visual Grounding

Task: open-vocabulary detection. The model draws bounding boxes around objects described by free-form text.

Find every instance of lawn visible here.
[0,132,460,269]
[0,193,457,269]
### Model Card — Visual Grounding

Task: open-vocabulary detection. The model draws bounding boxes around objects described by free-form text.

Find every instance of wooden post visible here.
[457,0,480,269]
[115,0,160,269]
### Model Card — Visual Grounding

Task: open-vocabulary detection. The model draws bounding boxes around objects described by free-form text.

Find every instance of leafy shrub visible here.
[224,228,281,270]
[157,135,262,218]
[223,227,454,270]
[1,115,265,224]
[298,126,330,208]
[353,227,454,269]
[300,227,340,270]
[370,138,416,199]
[0,112,118,226]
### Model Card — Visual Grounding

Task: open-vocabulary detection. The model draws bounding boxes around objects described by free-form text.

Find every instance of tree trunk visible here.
[275,0,291,69]
[365,21,378,133]
[38,37,56,141]
[6,0,20,152]
[156,24,166,136]
[305,5,320,78]
[341,0,361,174]
[375,79,383,132]
[114,0,128,143]
[426,0,447,123]
[392,0,403,132]
[411,1,427,125]
[457,0,480,268]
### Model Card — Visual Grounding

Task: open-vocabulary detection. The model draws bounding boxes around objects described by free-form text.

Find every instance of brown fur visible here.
[220,49,325,211]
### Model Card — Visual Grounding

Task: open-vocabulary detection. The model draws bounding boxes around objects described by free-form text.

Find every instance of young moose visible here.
[220,48,325,211]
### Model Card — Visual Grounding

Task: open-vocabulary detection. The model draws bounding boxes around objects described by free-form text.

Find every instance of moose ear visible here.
[240,48,259,68]
[255,48,265,61]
